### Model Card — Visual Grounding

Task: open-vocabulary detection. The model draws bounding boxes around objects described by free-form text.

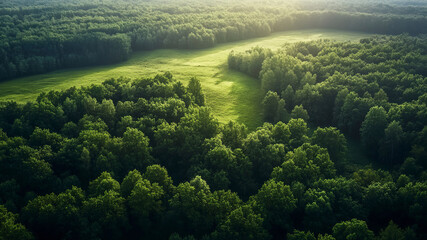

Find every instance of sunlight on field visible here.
[0,29,372,129]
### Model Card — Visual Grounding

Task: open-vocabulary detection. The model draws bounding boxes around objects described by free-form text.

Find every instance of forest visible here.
[1,70,425,240]
[1,0,427,240]
[1,0,427,81]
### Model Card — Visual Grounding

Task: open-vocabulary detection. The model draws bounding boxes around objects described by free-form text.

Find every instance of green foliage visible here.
[220,121,248,149]
[121,169,143,197]
[262,91,285,123]
[287,118,309,148]
[21,187,85,239]
[128,179,164,216]
[287,230,316,240]
[169,179,215,236]
[143,165,174,195]
[332,219,374,240]
[272,143,336,185]
[311,127,347,169]
[187,78,205,106]
[251,180,296,231]
[291,105,309,122]
[352,169,392,187]
[88,172,120,197]
[232,34,427,168]
[228,47,273,78]
[212,205,270,240]
[82,190,128,240]
[379,121,404,164]
[360,106,388,156]
[378,221,405,240]
[0,26,427,238]
[120,127,153,176]
[0,205,33,240]
[0,30,371,131]
[11,0,405,81]
[312,177,365,222]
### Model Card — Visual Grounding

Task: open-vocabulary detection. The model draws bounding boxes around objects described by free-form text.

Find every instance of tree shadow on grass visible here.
[216,68,263,130]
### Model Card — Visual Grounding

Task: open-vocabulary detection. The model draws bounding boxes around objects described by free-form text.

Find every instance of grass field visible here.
[0,29,372,129]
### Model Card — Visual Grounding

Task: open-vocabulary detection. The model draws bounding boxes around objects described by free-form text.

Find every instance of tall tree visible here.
[360,106,388,157]
[188,77,205,106]
[332,219,374,240]
[379,121,404,164]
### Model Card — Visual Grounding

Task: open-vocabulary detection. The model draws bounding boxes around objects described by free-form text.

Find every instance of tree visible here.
[169,179,216,237]
[378,221,405,240]
[311,127,347,169]
[204,143,236,172]
[399,157,422,178]
[360,106,388,157]
[28,127,64,152]
[272,143,335,185]
[396,182,427,234]
[211,190,242,224]
[21,154,57,193]
[21,187,85,240]
[251,180,296,233]
[338,92,372,137]
[271,121,291,147]
[220,121,247,149]
[374,89,388,105]
[260,54,300,93]
[188,77,205,106]
[96,99,116,126]
[287,230,316,240]
[262,91,280,123]
[0,205,34,240]
[121,169,143,197]
[287,118,309,149]
[277,99,288,123]
[291,105,309,122]
[312,177,365,222]
[243,127,277,183]
[352,168,392,187]
[379,121,404,164]
[143,164,174,195]
[88,172,120,197]
[332,219,374,240]
[302,189,335,233]
[333,89,349,125]
[282,85,295,111]
[317,234,336,240]
[82,191,128,240]
[128,179,164,216]
[211,205,270,240]
[121,127,153,175]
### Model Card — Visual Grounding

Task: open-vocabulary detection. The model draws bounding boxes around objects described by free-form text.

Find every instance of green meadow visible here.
[0,29,372,129]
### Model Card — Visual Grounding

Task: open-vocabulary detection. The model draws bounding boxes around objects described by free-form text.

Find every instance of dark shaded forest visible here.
[1,0,427,81]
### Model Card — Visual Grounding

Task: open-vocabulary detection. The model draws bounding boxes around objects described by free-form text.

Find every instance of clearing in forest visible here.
[0,29,372,129]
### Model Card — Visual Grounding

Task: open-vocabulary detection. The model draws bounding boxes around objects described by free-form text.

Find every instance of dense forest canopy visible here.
[0,69,426,240]
[0,36,426,239]
[0,0,426,81]
[1,0,427,239]
[229,35,427,163]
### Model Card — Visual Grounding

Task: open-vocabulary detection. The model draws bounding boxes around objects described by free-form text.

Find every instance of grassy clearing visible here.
[0,29,372,129]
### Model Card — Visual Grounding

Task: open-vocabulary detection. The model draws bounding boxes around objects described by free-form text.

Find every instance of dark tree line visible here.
[1,0,427,81]
[0,71,426,239]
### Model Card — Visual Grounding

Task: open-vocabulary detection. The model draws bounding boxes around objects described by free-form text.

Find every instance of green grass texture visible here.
[0,29,372,130]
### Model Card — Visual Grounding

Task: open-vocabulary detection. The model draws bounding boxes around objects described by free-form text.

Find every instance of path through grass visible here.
[0,29,372,129]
